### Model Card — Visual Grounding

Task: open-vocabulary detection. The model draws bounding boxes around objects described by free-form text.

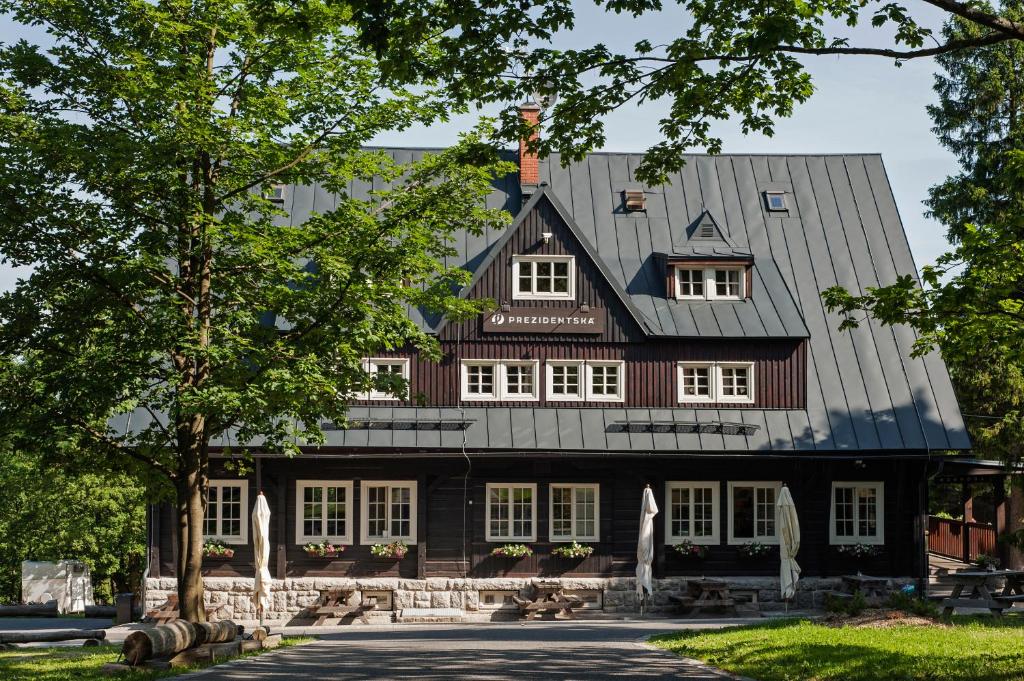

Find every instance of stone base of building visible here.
[145,575,914,623]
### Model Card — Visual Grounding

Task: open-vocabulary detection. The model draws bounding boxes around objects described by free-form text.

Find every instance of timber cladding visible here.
[153,456,926,581]
[353,338,807,409]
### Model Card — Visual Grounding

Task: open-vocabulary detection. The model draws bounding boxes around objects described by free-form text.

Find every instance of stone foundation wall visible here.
[145,575,914,622]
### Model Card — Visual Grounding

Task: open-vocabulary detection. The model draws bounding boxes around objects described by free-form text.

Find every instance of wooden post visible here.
[994,476,1009,568]
[276,473,287,579]
[417,473,428,579]
[653,478,665,580]
[149,504,161,580]
[962,483,973,562]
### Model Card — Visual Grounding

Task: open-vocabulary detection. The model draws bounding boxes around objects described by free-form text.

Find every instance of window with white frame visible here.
[666,482,719,545]
[486,483,537,542]
[296,481,353,544]
[205,480,248,544]
[718,363,754,403]
[549,484,599,542]
[360,481,417,544]
[728,482,780,544]
[677,363,713,401]
[364,358,410,400]
[512,255,575,300]
[461,360,539,401]
[672,266,746,301]
[586,361,624,402]
[830,482,884,545]
[676,268,705,299]
[547,361,584,401]
[677,362,755,404]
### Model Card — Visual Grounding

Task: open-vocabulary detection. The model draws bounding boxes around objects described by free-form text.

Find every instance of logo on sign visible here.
[491,313,505,326]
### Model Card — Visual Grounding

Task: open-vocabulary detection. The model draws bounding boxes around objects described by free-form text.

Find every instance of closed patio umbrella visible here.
[636,485,659,613]
[252,492,272,628]
[777,484,801,603]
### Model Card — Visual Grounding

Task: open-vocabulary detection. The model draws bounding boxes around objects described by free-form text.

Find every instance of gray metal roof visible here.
[271,150,971,453]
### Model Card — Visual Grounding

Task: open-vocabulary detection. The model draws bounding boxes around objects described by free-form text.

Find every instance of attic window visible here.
[266,184,287,204]
[764,191,787,212]
[624,190,646,212]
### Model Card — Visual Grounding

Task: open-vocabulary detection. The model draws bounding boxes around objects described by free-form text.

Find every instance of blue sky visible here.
[0,3,958,290]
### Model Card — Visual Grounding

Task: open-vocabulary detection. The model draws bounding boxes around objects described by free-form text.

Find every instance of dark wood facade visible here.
[150,455,928,581]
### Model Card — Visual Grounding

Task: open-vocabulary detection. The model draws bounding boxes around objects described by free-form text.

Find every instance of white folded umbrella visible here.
[252,492,272,627]
[636,485,659,606]
[777,484,801,602]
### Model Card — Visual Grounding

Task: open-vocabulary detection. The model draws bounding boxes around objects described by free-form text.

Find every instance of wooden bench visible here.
[311,590,376,625]
[513,582,584,621]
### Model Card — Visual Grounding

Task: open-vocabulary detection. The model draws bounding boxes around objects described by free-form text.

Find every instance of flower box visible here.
[670,540,709,559]
[490,544,534,559]
[550,541,594,559]
[736,542,772,560]
[371,541,409,560]
[303,542,347,558]
[202,541,235,559]
[834,543,882,560]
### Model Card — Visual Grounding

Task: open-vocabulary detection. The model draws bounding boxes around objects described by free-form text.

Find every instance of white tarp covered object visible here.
[252,492,272,624]
[777,484,801,601]
[22,560,94,613]
[636,485,659,601]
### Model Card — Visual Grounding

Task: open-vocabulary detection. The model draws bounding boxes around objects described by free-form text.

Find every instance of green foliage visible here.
[490,543,533,558]
[302,541,346,557]
[0,448,145,605]
[824,590,867,616]
[650,617,1024,681]
[550,541,594,558]
[886,590,940,618]
[200,540,234,558]
[345,0,1024,183]
[370,541,408,559]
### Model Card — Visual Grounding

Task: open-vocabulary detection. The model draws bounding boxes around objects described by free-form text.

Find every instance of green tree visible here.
[0,1,510,621]
[0,447,146,604]
[347,0,1024,182]
[822,7,1024,465]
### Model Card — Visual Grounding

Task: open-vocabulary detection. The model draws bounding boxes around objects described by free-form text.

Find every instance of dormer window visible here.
[673,265,746,301]
[512,255,575,300]
[265,184,286,203]
[764,191,787,211]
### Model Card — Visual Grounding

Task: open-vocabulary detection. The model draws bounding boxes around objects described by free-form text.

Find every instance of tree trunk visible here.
[175,468,207,623]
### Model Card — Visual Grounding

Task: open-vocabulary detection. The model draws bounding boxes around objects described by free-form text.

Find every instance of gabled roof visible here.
[274,149,969,452]
[433,186,655,337]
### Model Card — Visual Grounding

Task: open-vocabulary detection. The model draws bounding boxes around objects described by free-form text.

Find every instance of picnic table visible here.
[512,580,583,620]
[941,570,1024,617]
[144,594,225,624]
[669,579,737,614]
[310,589,377,625]
[838,574,890,604]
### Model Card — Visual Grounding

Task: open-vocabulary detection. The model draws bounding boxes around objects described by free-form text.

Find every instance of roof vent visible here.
[699,223,715,238]
[624,190,646,212]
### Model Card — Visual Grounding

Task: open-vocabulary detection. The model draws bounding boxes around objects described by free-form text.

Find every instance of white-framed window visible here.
[718,362,754,403]
[672,266,746,301]
[830,482,884,545]
[512,255,575,300]
[728,481,781,544]
[461,360,539,401]
[485,483,537,542]
[296,481,354,544]
[676,268,705,299]
[265,184,286,203]
[205,480,248,544]
[546,361,584,401]
[549,483,600,542]
[360,481,417,545]
[586,361,625,402]
[677,362,755,404]
[665,482,719,545]
[677,362,714,402]
[765,191,788,211]
[364,358,410,400]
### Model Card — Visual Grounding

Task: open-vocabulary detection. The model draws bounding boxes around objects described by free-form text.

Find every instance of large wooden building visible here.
[144,121,971,620]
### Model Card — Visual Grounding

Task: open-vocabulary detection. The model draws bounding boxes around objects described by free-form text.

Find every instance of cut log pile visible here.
[0,602,59,617]
[0,629,106,645]
[104,619,280,675]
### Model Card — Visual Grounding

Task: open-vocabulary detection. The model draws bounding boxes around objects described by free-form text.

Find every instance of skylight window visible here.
[764,191,787,212]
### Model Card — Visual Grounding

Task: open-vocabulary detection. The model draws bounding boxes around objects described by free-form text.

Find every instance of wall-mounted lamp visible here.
[580,303,590,313]
[541,232,552,244]
[501,301,511,312]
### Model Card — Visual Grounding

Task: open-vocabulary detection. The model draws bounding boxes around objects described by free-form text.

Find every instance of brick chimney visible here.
[518,100,542,198]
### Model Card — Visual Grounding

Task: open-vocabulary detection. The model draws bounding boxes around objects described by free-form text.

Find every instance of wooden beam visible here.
[149,504,161,580]
[276,472,287,579]
[994,476,1009,568]
[417,472,428,579]
[962,483,973,562]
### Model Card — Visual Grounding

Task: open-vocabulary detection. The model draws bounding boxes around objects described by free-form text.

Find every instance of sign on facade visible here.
[482,307,605,334]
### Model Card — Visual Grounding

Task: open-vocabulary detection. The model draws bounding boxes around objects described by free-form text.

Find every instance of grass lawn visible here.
[0,637,313,681]
[649,616,1024,681]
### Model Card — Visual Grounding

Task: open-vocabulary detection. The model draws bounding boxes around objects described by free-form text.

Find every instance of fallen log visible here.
[0,602,59,617]
[84,604,117,618]
[122,620,196,666]
[0,628,106,644]
[193,620,238,645]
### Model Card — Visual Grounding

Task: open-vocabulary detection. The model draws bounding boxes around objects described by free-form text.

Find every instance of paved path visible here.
[185,620,751,680]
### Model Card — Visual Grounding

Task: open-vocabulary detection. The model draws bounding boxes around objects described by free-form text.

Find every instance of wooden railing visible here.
[927,516,997,562]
